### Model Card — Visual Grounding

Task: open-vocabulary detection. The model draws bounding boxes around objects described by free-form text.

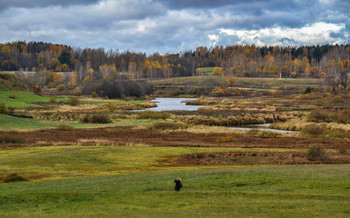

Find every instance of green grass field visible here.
[0,146,349,216]
[0,114,121,130]
[0,157,349,217]
[0,91,56,108]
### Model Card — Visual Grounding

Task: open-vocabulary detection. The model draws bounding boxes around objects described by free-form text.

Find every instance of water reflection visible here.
[230,124,297,134]
[147,98,203,111]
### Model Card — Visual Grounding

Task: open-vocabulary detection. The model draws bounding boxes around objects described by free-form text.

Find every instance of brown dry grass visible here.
[172,151,350,166]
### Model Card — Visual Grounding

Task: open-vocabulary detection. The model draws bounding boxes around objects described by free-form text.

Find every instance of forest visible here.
[0,41,349,91]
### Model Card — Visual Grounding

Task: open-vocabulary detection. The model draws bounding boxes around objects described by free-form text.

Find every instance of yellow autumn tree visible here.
[211,67,223,76]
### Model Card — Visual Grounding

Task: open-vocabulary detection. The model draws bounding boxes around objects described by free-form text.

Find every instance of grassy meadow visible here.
[0,162,349,217]
[1,76,350,217]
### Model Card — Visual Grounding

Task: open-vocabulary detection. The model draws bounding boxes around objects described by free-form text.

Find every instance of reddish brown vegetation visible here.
[1,127,349,149]
[172,151,350,166]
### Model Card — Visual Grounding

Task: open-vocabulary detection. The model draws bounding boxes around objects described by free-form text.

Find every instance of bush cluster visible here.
[56,124,75,131]
[138,111,170,119]
[306,145,327,161]
[49,98,57,103]
[68,97,80,106]
[151,122,187,130]
[301,124,326,137]
[0,134,25,144]
[83,79,153,98]
[0,103,9,114]
[81,114,112,124]
[3,173,28,183]
[309,109,350,124]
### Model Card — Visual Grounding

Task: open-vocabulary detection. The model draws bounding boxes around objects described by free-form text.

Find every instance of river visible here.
[145,98,297,134]
[146,98,203,111]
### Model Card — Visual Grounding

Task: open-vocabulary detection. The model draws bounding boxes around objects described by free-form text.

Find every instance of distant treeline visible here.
[0,41,349,87]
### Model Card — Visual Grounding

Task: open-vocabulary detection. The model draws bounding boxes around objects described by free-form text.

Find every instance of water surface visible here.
[230,124,297,134]
[147,98,203,111]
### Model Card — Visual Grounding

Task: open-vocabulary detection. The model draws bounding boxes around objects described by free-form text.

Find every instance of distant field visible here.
[150,76,319,90]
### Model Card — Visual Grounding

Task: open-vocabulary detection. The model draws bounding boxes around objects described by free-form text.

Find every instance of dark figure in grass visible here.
[174,177,183,191]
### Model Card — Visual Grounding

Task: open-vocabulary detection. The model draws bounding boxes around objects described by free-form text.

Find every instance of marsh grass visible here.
[0,134,25,144]
[151,122,187,130]
[56,124,75,131]
[138,111,171,119]
[3,173,28,183]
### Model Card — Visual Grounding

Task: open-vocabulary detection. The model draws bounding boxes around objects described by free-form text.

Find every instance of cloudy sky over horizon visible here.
[0,0,349,54]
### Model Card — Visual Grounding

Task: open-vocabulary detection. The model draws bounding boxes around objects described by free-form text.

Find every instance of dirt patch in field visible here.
[171,151,350,166]
[0,127,349,149]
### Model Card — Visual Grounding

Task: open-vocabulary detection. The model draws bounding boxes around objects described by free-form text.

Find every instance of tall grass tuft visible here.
[68,97,80,106]
[0,103,9,114]
[301,124,326,137]
[306,145,327,161]
[151,122,187,130]
[56,124,75,131]
[3,173,28,183]
[138,111,170,119]
[81,114,112,124]
[0,134,25,144]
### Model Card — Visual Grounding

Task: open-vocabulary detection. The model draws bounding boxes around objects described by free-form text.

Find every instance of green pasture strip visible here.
[0,164,349,217]
[0,91,57,108]
[0,114,117,130]
[0,72,9,75]
[0,146,305,181]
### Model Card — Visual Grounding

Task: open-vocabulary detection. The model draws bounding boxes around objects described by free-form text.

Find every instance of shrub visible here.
[49,98,57,103]
[138,111,170,119]
[107,103,116,112]
[74,88,81,96]
[91,91,97,98]
[248,129,259,136]
[213,136,236,142]
[56,84,66,91]
[0,134,25,144]
[91,114,112,123]
[306,145,327,161]
[301,124,326,137]
[81,114,112,124]
[338,147,347,155]
[309,109,330,122]
[32,84,43,96]
[56,124,74,131]
[10,93,17,99]
[260,131,281,138]
[3,173,28,183]
[0,103,9,114]
[331,96,344,104]
[151,122,187,130]
[304,87,314,94]
[68,97,79,106]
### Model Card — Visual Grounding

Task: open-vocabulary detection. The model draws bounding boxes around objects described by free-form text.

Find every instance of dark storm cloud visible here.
[0,0,349,53]
[0,0,100,11]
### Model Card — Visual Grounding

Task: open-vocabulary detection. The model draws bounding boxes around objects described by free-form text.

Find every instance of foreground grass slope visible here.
[0,165,349,217]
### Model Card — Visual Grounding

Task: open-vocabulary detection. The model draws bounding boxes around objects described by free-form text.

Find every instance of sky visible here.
[0,0,349,54]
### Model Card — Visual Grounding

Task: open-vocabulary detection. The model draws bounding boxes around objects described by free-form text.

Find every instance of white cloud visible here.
[219,22,345,46]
